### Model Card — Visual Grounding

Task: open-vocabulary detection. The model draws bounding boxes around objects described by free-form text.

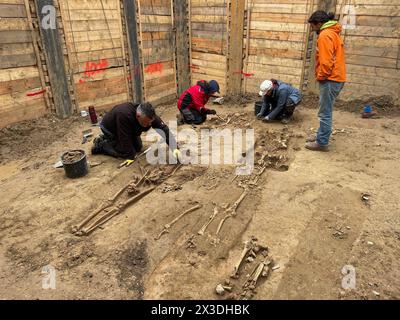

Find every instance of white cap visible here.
[259,80,273,96]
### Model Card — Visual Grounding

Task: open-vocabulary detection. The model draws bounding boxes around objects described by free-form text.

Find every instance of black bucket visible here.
[255,101,263,116]
[61,150,88,179]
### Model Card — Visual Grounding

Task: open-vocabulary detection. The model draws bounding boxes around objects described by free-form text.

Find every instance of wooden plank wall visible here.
[336,0,400,101]
[59,0,130,111]
[138,0,177,105]
[0,0,48,128]
[189,0,229,95]
[243,0,311,94]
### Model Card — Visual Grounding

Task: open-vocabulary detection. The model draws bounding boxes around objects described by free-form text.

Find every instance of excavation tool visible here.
[118,146,151,169]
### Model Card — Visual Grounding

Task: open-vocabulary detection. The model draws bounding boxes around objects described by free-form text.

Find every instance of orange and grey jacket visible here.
[316,21,346,82]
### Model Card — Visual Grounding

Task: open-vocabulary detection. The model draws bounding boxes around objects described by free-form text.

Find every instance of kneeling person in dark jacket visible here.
[257,79,302,124]
[92,102,177,160]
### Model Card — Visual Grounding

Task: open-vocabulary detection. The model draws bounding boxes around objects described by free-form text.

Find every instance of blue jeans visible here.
[317,80,345,146]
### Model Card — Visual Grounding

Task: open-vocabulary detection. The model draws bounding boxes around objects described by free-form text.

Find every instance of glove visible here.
[262,116,272,123]
[207,109,217,115]
[119,159,135,168]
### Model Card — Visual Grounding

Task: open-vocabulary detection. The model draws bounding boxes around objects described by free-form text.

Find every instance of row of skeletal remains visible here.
[155,151,273,240]
[72,165,182,236]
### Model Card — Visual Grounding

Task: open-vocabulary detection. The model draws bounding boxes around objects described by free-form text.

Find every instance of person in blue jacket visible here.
[257,79,302,124]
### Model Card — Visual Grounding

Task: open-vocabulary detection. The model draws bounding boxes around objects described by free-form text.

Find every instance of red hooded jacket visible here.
[177,80,211,112]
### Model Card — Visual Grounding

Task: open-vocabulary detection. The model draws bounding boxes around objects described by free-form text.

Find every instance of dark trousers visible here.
[99,124,142,158]
[280,99,297,119]
[261,98,299,120]
[180,108,207,125]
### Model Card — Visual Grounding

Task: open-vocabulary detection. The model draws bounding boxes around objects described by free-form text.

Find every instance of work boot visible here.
[306,134,317,143]
[176,112,185,126]
[305,141,329,152]
[281,117,291,124]
[91,136,105,155]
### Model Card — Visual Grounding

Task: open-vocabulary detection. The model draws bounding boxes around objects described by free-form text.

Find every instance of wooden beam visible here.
[35,0,73,118]
[173,0,190,96]
[123,0,143,103]
[227,0,246,95]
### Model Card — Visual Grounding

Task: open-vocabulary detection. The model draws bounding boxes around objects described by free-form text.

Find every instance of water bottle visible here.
[88,106,98,124]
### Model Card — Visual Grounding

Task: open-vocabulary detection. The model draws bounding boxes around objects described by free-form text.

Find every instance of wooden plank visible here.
[191,37,226,54]
[0,76,41,95]
[0,0,25,4]
[0,100,46,129]
[140,6,171,15]
[145,80,176,97]
[191,22,226,32]
[149,92,177,107]
[174,0,190,95]
[142,47,174,64]
[191,51,226,63]
[0,66,38,81]
[145,87,176,105]
[73,66,125,83]
[65,0,119,10]
[0,4,26,18]
[0,30,32,43]
[70,38,122,53]
[0,53,36,68]
[0,42,34,56]
[227,0,245,95]
[250,21,306,32]
[141,31,173,41]
[145,73,175,87]
[63,19,121,32]
[36,0,73,118]
[76,76,127,102]
[62,9,120,21]
[124,0,144,102]
[247,62,302,77]
[249,46,303,59]
[191,0,228,6]
[78,92,128,110]
[143,66,175,81]
[346,54,397,69]
[0,18,29,31]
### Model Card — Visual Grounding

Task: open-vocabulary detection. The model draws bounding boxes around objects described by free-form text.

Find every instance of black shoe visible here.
[281,117,291,124]
[91,136,105,155]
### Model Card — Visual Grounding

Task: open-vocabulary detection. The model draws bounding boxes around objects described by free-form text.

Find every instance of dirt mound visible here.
[302,94,400,116]
[0,114,84,164]
[223,93,260,106]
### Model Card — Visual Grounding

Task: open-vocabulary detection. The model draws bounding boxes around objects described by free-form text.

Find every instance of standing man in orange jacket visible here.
[306,11,346,151]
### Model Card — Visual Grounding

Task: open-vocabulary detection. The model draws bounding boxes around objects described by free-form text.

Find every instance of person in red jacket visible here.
[177,80,220,125]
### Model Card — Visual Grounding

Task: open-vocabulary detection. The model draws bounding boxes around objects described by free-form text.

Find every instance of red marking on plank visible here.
[145,61,163,74]
[79,59,109,83]
[189,64,200,70]
[26,88,46,97]
[234,70,254,78]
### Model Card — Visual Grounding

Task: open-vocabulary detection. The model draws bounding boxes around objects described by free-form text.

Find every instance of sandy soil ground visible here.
[0,97,399,300]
